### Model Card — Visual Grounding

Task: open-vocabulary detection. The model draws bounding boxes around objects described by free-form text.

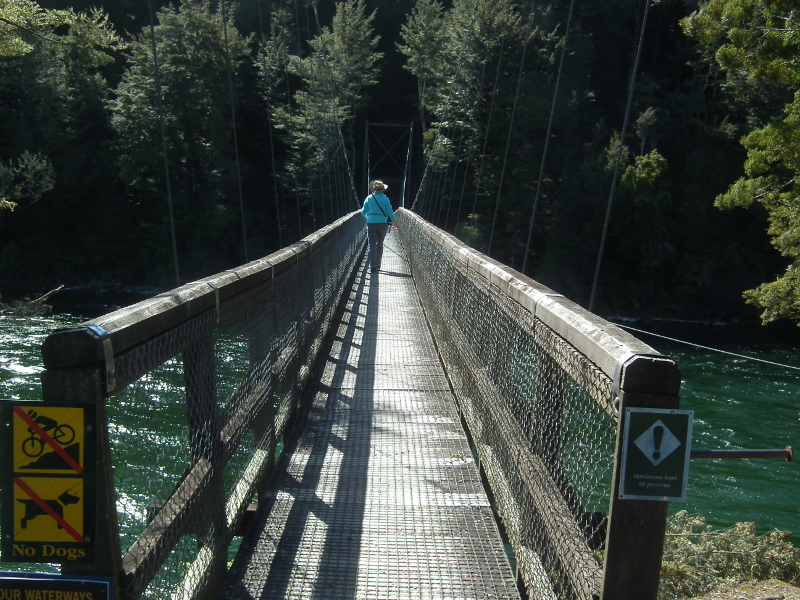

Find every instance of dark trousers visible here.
[367,223,390,270]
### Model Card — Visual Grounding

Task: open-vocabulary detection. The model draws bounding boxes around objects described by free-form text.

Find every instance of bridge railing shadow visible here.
[397,208,681,600]
[38,212,366,600]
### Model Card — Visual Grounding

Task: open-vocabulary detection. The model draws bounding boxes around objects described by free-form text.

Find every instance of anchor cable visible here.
[615,324,800,372]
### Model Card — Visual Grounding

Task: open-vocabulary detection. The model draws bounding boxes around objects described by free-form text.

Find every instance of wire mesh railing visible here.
[396,208,682,600]
[17,208,680,599]
[37,212,366,599]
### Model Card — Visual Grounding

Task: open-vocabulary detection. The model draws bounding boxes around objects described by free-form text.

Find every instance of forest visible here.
[1,0,799,326]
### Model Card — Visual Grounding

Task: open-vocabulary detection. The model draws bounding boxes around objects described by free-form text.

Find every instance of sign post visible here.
[1,401,96,564]
[619,407,693,501]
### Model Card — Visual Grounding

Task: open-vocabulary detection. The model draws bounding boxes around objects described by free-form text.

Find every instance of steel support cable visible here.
[148,0,181,286]
[257,1,283,247]
[413,48,485,217]
[521,0,576,274]
[332,143,343,216]
[444,136,464,229]
[278,20,301,237]
[365,120,371,197]
[589,0,652,312]
[302,8,325,230]
[410,11,479,212]
[434,162,452,223]
[428,168,442,221]
[434,120,460,225]
[311,0,361,211]
[221,0,249,262]
[332,139,348,216]
[455,154,473,229]
[488,37,530,255]
[470,37,505,225]
[256,0,265,39]
[422,17,493,220]
[487,0,542,256]
[266,106,283,247]
[431,165,445,223]
[287,1,302,235]
[325,156,334,220]
[402,123,413,208]
[616,324,800,372]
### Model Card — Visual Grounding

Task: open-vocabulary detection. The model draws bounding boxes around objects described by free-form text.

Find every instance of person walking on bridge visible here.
[362,179,398,273]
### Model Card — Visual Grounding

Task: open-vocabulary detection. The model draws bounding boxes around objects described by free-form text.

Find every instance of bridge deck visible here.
[221,232,520,599]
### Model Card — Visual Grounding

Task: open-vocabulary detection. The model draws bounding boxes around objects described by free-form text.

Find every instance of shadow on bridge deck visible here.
[221,231,520,599]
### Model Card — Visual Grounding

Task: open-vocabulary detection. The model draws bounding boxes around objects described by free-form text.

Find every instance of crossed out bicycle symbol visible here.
[22,409,76,458]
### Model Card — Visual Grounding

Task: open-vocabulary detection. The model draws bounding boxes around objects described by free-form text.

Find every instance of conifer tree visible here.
[109,0,252,281]
[683,0,800,324]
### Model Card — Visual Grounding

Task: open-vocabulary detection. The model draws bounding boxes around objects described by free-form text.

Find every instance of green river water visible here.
[0,311,798,571]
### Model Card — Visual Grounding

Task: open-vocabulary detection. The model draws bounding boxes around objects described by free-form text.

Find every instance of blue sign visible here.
[0,572,114,599]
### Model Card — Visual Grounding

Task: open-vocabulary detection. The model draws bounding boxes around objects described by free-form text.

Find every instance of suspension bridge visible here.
[2,206,695,600]
[2,0,796,596]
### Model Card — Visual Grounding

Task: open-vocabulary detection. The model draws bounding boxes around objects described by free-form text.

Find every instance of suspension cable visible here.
[401,122,413,208]
[364,128,373,197]
[589,0,652,311]
[221,0,249,262]
[489,0,542,255]
[468,45,499,219]
[258,5,284,247]
[616,324,800,372]
[410,9,480,213]
[310,0,361,211]
[444,136,464,229]
[521,0,576,274]
[148,0,180,286]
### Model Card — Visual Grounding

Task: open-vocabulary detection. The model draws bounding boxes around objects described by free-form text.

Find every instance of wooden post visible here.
[40,351,122,595]
[600,355,681,600]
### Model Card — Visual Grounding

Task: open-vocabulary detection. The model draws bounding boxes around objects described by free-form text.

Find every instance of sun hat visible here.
[370,180,388,192]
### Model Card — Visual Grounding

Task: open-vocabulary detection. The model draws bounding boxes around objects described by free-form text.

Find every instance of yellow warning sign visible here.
[13,477,84,543]
[2,401,95,564]
[12,405,85,474]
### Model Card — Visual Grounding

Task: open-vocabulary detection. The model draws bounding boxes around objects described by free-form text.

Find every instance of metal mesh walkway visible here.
[221,231,521,600]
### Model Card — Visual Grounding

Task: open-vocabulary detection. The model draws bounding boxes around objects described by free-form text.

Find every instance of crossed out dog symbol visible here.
[18,489,81,529]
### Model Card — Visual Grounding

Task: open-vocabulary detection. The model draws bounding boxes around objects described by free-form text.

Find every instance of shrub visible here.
[658,511,800,600]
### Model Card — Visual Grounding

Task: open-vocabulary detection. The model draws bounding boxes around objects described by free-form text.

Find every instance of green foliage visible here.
[659,511,800,600]
[683,1,800,325]
[455,213,481,247]
[256,9,291,100]
[0,0,75,57]
[275,0,381,215]
[0,0,790,324]
[681,0,800,86]
[391,0,792,319]
[108,0,252,281]
[0,150,54,211]
[397,0,446,129]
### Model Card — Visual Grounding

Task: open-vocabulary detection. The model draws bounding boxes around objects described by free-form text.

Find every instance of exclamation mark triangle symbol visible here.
[652,425,663,460]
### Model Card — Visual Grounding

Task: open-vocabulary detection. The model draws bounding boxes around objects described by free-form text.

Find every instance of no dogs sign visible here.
[1,402,96,563]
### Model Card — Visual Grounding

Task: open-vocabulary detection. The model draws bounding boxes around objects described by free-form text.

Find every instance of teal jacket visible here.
[361,193,396,224]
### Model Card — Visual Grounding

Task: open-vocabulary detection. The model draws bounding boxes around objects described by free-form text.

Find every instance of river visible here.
[622,321,799,538]
[1,308,798,571]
